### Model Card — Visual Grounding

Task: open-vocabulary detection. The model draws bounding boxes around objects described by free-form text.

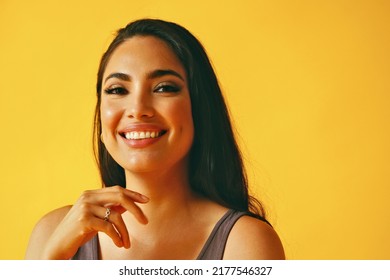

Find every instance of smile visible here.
[122,130,167,140]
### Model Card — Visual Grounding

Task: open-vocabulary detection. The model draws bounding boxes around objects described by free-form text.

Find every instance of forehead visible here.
[103,36,186,79]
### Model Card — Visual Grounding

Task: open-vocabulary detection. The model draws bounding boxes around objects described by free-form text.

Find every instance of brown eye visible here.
[104,87,128,95]
[154,84,180,93]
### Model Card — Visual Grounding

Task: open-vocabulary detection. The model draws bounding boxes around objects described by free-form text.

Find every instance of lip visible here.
[118,124,167,148]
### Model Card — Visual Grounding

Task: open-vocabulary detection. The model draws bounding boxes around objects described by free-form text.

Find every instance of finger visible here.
[110,205,126,215]
[78,188,148,225]
[107,196,148,225]
[93,218,124,248]
[111,186,150,203]
[76,204,124,248]
[93,191,148,224]
[98,207,130,249]
[89,186,150,203]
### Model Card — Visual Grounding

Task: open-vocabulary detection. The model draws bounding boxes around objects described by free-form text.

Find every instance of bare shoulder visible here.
[25,205,72,259]
[224,215,285,260]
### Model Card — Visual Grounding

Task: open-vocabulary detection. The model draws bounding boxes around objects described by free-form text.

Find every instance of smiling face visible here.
[100,36,194,175]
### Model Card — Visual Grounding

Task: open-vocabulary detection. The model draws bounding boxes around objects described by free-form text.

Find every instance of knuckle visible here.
[78,202,90,211]
[109,211,121,223]
[79,191,91,203]
[111,185,123,191]
[117,192,127,202]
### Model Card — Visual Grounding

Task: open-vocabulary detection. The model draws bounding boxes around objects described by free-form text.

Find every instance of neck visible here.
[123,162,197,221]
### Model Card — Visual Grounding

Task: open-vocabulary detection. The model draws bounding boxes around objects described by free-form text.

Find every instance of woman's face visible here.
[100,36,194,174]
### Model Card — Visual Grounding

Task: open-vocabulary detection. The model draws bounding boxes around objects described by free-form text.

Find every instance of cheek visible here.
[169,99,194,138]
[100,100,122,135]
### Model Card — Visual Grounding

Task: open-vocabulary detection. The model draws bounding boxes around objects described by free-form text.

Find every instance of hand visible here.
[42,186,149,259]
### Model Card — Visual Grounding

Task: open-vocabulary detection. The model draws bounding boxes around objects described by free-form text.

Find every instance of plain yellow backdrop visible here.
[0,0,389,259]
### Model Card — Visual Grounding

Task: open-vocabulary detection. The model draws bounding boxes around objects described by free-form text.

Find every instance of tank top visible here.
[71,209,261,260]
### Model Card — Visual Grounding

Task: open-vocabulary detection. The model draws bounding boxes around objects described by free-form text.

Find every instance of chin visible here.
[120,159,158,174]
[120,155,189,177]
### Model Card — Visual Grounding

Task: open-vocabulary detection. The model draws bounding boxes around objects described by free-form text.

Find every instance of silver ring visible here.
[103,207,111,221]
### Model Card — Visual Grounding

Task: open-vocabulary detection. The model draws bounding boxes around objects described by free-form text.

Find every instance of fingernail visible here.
[140,194,149,202]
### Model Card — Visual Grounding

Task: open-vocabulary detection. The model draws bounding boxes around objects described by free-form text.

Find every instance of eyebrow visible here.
[147,69,184,81]
[104,72,131,83]
[104,69,185,84]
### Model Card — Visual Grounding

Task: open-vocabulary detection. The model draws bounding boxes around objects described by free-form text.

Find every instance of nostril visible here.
[126,107,155,119]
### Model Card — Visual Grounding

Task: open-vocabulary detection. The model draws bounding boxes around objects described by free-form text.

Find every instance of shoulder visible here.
[223,214,285,260]
[25,205,72,259]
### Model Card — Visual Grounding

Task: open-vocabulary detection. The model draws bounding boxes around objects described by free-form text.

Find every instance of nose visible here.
[125,86,154,119]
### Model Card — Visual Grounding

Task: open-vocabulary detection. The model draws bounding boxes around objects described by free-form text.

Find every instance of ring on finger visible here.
[103,207,111,222]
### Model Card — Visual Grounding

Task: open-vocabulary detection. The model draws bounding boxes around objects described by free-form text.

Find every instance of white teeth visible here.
[124,131,162,140]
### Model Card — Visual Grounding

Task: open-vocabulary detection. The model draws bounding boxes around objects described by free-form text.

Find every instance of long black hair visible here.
[93,19,266,218]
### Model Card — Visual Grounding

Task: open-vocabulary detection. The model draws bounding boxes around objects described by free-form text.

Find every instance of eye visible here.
[104,86,128,95]
[154,83,181,94]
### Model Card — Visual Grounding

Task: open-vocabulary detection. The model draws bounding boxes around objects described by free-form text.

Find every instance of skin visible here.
[25,36,285,260]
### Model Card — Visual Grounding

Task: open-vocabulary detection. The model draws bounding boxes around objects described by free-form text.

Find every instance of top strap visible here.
[196,209,249,260]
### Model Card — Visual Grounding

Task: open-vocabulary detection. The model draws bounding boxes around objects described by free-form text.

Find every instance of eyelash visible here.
[104,84,181,95]
[104,87,128,95]
[154,84,181,93]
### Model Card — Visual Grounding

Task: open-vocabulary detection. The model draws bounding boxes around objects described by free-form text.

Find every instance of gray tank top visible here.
[71,209,252,260]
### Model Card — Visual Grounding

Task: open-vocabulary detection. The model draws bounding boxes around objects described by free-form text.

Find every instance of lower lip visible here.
[121,135,164,148]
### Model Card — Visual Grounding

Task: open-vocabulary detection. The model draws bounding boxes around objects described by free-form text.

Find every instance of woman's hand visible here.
[26,186,149,260]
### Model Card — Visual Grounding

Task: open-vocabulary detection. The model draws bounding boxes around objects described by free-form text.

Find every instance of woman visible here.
[25,19,285,260]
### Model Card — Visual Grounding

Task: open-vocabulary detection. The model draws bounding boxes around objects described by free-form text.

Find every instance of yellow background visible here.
[0,0,389,259]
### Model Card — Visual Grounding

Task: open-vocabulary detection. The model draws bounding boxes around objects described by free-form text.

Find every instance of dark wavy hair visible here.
[93,19,266,219]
